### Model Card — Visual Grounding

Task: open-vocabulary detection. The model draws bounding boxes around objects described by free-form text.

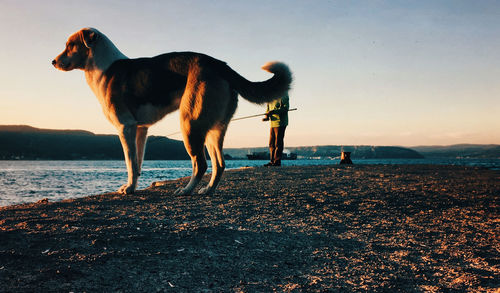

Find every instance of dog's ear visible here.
[81,28,98,49]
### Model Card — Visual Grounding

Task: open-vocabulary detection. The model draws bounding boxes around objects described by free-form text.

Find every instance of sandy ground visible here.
[0,164,499,292]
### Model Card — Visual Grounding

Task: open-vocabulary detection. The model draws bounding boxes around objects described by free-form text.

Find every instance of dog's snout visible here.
[52,59,57,66]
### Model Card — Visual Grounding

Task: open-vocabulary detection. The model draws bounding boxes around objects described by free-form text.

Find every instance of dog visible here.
[52,28,292,195]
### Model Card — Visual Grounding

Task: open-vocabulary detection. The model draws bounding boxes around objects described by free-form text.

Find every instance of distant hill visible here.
[224,145,424,159]
[0,125,189,160]
[411,144,500,159]
[2,125,498,160]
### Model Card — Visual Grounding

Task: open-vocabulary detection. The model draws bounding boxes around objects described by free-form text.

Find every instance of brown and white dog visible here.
[52,28,292,195]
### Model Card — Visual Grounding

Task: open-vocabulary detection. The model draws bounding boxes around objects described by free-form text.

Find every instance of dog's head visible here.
[52,28,99,71]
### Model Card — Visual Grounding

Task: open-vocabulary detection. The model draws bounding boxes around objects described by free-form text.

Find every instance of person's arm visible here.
[263,103,271,121]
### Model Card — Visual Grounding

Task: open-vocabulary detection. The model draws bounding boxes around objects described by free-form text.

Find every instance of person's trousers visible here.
[269,126,287,165]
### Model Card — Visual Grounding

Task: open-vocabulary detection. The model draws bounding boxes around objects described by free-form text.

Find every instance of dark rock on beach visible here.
[0,165,499,292]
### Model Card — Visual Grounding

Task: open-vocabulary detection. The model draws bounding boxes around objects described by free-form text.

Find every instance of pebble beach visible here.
[1,164,499,292]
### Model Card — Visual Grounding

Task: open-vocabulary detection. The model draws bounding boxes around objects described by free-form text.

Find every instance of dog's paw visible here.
[118,184,135,195]
[173,187,191,196]
[197,186,214,195]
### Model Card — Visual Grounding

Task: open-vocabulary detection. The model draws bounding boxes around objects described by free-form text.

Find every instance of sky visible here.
[0,0,499,148]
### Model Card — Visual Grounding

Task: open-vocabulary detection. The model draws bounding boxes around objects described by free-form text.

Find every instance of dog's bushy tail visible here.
[222,61,292,103]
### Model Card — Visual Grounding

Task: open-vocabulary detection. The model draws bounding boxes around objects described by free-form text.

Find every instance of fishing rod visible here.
[165,108,297,137]
[231,108,297,122]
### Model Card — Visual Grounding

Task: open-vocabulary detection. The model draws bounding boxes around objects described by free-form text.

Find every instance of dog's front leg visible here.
[136,126,148,175]
[117,125,139,194]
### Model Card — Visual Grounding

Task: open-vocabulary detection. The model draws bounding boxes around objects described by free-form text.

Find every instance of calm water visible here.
[1,159,499,206]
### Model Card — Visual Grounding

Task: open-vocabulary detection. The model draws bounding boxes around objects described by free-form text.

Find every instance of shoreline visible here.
[1,165,499,291]
[1,159,500,208]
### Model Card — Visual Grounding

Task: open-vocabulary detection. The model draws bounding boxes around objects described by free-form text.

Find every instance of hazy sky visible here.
[1,0,499,148]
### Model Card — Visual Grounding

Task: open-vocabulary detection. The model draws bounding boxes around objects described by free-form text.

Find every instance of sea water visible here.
[0,159,499,206]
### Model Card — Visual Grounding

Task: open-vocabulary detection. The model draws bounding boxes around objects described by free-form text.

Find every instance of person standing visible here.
[263,95,289,166]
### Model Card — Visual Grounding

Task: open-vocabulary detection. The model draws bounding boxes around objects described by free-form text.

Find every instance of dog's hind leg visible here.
[174,125,208,196]
[198,89,236,195]
[198,126,227,195]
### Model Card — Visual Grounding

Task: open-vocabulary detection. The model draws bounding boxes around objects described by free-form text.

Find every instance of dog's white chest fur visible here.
[84,72,121,125]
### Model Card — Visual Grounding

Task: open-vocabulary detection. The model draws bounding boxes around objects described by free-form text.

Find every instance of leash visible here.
[165,108,297,137]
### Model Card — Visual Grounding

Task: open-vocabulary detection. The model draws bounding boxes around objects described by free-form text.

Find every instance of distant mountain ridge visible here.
[1,125,498,160]
[224,145,424,159]
[411,144,500,159]
[0,125,94,135]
